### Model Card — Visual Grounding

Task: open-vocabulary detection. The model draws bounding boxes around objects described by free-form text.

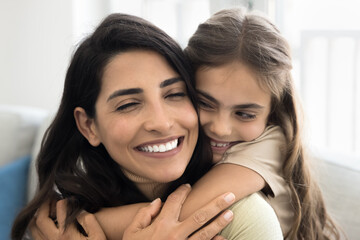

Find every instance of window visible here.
[75,0,360,169]
[278,0,360,169]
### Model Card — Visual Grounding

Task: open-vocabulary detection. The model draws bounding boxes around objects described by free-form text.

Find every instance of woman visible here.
[12,13,282,240]
[10,13,234,240]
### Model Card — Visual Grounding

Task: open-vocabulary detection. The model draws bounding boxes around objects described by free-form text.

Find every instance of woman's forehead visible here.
[99,50,180,98]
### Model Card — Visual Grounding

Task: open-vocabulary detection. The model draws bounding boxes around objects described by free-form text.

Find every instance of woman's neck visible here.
[121,168,170,200]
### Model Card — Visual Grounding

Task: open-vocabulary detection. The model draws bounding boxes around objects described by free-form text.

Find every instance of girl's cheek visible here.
[244,123,266,141]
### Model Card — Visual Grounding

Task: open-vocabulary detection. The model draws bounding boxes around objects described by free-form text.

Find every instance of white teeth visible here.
[139,139,179,153]
[210,141,230,148]
[166,142,172,150]
[159,145,166,152]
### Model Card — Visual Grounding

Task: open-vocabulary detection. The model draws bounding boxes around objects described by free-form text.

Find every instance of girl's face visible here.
[195,61,271,163]
[82,50,198,182]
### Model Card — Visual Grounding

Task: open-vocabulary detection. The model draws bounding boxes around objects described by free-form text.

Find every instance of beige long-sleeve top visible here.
[218,125,294,236]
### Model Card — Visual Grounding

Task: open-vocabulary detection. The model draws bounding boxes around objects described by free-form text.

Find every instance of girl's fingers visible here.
[181,192,235,234]
[189,209,233,240]
[123,191,235,240]
[76,211,107,240]
[159,184,192,220]
[34,201,59,239]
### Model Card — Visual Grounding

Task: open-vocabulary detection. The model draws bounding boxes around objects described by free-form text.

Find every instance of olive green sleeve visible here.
[220,193,283,240]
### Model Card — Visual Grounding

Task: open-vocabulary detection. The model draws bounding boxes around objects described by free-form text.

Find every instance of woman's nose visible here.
[143,102,173,133]
[208,114,232,138]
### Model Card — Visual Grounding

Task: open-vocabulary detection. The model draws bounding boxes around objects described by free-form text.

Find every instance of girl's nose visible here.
[208,114,232,138]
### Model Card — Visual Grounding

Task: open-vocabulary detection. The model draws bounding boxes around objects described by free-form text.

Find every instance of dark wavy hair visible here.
[185,8,342,240]
[11,13,212,239]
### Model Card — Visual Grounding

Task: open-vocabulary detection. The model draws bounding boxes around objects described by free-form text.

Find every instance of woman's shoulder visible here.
[220,192,283,240]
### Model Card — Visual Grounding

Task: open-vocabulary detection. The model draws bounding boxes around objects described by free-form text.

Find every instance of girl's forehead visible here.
[196,62,258,87]
[195,62,271,106]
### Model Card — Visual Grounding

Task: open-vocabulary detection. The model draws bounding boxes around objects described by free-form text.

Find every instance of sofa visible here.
[0,104,359,240]
[0,105,50,240]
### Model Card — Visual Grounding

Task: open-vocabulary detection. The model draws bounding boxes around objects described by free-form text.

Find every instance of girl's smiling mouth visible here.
[209,138,242,152]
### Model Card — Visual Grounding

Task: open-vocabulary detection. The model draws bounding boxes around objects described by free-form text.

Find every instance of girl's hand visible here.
[123,184,235,240]
[29,199,106,240]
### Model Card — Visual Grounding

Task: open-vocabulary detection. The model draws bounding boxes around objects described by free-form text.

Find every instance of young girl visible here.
[183,7,342,240]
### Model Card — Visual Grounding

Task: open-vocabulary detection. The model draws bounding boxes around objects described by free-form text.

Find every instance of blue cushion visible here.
[0,155,30,240]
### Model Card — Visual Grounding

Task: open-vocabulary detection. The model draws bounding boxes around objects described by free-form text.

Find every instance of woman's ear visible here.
[74,107,101,146]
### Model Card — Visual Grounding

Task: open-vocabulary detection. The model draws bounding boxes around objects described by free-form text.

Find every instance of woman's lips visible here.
[136,137,183,154]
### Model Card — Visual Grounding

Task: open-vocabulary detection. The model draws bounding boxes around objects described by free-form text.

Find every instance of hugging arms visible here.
[11,11,283,240]
[13,7,342,240]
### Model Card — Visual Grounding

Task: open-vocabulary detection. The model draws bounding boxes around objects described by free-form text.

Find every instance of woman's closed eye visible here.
[165,92,187,100]
[116,101,141,112]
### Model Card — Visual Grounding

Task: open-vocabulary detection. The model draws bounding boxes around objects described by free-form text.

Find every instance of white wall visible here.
[0,0,76,110]
[0,0,264,111]
[0,0,177,111]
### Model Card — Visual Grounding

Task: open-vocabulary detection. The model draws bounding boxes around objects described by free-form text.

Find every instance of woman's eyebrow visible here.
[106,77,182,102]
[160,77,183,88]
[107,88,143,102]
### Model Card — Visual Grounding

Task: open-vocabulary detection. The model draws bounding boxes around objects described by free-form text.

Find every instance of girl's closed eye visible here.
[198,98,214,110]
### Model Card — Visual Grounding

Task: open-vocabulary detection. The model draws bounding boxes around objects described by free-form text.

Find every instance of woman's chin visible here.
[152,168,187,183]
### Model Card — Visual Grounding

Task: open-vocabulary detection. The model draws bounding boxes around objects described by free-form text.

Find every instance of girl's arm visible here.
[179,163,265,221]
[94,164,265,239]
[180,126,284,220]
[30,185,235,240]
[122,185,235,240]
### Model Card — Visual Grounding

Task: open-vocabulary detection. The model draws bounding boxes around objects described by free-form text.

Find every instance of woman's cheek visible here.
[183,104,199,130]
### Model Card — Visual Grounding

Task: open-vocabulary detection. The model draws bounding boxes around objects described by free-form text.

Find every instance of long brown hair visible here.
[11,13,212,240]
[185,8,343,240]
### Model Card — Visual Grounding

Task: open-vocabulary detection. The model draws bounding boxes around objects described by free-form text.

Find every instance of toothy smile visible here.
[138,138,179,153]
[210,141,230,148]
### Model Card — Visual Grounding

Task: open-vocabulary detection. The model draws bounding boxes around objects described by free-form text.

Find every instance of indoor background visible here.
[1,0,360,239]
[1,0,359,173]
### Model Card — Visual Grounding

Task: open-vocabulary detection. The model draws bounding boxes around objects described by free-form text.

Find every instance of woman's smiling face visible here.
[84,50,198,182]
